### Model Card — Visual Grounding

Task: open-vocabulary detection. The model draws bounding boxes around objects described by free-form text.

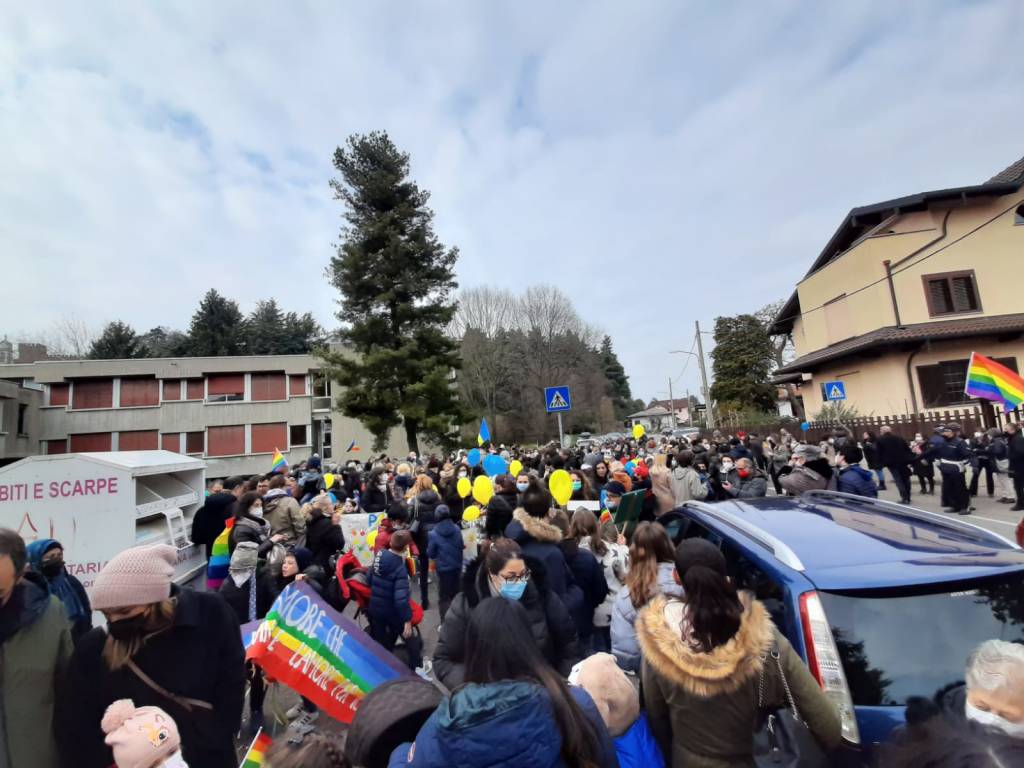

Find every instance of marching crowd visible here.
[1,424,1023,767]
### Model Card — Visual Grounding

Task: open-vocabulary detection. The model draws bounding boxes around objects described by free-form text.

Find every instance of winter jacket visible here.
[770,443,791,470]
[485,491,518,538]
[26,538,92,641]
[306,510,345,571]
[258,565,326,610]
[388,681,619,768]
[374,518,419,557]
[229,514,275,556]
[65,586,246,768]
[361,485,393,514]
[262,489,306,545]
[219,568,273,625]
[505,509,579,602]
[611,562,683,673]
[637,595,841,768]
[862,439,883,470]
[1007,431,1024,473]
[837,464,878,498]
[410,489,442,532]
[581,539,629,629]
[368,549,412,627]
[432,557,581,690]
[427,519,464,574]
[191,491,236,559]
[1,572,72,768]
[877,432,915,467]
[779,458,834,496]
[560,539,610,639]
[725,470,768,499]
[670,466,708,507]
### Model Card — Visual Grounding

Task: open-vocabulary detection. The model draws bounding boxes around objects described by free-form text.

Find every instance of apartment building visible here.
[771,154,1024,420]
[0,354,411,475]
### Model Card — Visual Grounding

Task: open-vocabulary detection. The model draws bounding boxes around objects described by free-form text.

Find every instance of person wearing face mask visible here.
[923,424,974,515]
[721,457,768,499]
[958,639,1024,739]
[27,537,93,641]
[65,544,245,768]
[262,473,307,547]
[779,443,835,495]
[0,529,72,768]
[569,469,594,502]
[228,491,283,556]
[432,538,580,689]
[710,455,739,501]
[669,450,709,507]
[361,468,393,514]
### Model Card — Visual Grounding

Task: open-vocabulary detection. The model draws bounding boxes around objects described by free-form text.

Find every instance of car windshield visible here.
[819,571,1024,707]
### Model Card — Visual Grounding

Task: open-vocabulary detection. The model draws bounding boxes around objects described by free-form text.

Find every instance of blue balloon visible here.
[467,448,482,467]
[800,421,811,431]
[483,454,508,477]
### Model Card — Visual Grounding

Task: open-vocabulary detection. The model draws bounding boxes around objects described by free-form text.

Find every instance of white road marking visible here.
[970,515,1018,528]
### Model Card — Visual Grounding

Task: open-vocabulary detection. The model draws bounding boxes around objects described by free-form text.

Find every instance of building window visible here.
[251,373,286,401]
[1016,204,1024,225]
[290,424,310,446]
[69,432,112,452]
[71,379,114,410]
[311,372,331,410]
[185,431,204,455]
[161,433,181,452]
[252,422,287,454]
[16,403,27,435]
[917,356,1019,408]
[185,379,205,400]
[46,440,66,455]
[206,374,244,403]
[923,270,981,316]
[118,430,159,451]
[162,380,181,401]
[120,378,159,407]
[289,374,307,397]
[207,425,244,456]
[48,383,70,407]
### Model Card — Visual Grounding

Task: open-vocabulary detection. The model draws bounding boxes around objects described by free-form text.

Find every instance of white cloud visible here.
[1,0,1022,403]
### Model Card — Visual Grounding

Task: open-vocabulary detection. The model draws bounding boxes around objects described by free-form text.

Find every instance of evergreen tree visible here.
[319,131,468,453]
[244,299,287,354]
[280,311,324,354]
[88,321,144,359]
[183,289,244,356]
[138,326,188,357]
[600,335,633,418]
[709,314,777,412]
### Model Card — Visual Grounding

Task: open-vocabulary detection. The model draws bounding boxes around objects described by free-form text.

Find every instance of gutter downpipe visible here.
[906,341,926,416]
[883,260,902,328]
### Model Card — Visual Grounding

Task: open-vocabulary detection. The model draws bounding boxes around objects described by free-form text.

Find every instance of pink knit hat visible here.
[90,544,176,610]
[102,699,182,768]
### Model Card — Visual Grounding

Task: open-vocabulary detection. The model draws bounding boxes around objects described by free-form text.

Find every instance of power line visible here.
[671,337,698,386]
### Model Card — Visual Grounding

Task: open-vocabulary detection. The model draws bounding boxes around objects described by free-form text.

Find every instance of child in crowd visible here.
[102,700,189,768]
[368,529,421,669]
[426,504,464,620]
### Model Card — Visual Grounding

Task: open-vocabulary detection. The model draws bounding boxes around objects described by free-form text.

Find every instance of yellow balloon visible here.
[509,460,523,477]
[472,474,494,505]
[463,505,481,522]
[632,424,646,440]
[457,477,472,499]
[366,529,378,549]
[323,472,335,490]
[548,469,573,507]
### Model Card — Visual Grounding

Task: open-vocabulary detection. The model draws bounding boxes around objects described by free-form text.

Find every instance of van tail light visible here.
[799,591,860,744]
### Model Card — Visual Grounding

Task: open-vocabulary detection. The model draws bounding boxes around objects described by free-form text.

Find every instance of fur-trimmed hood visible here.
[508,508,563,543]
[636,594,775,698]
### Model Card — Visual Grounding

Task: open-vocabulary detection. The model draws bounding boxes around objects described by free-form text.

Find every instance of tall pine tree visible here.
[709,314,777,411]
[183,289,244,356]
[88,321,144,359]
[600,335,633,419]
[319,132,468,453]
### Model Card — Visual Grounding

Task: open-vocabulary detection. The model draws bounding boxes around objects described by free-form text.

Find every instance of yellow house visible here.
[771,155,1024,420]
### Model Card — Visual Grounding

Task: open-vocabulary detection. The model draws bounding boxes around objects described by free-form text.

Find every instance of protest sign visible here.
[339,512,383,564]
[246,581,408,723]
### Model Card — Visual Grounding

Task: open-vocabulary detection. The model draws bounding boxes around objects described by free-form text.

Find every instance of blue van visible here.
[657,491,1024,765]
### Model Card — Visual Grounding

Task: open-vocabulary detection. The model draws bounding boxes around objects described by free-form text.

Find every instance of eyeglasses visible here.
[498,569,531,584]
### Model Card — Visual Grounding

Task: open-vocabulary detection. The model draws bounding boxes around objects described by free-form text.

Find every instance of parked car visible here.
[656,490,1024,766]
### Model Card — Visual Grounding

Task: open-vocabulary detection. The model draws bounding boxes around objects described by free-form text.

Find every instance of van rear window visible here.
[819,572,1024,707]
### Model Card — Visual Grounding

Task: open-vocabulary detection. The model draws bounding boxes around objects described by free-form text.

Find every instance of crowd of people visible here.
[1,421,1023,767]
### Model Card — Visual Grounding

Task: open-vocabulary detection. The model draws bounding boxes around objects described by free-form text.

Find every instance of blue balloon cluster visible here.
[483,454,508,477]
[467,448,482,467]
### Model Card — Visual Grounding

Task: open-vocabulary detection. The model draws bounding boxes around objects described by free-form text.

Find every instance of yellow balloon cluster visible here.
[632,424,646,440]
[457,477,472,499]
[509,459,523,477]
[463,505,482,522]
[548,469,573,506]
[472,475,493,505]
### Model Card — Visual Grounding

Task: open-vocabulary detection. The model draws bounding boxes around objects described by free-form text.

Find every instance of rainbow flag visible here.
[270,448,287,473]
[240,729,272,767]
[965,352,1024,411]
[347,439,360,452]
[206,517,234,591]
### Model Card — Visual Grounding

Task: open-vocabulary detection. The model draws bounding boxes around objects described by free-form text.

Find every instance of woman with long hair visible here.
[637,539,840,766]
[610,522,679,673]
[573,509,628,654]
[408,473,441,610]
[569,469,595,501]
[432,537,580,689]
[392,598,616,767]
[228,491,280,556]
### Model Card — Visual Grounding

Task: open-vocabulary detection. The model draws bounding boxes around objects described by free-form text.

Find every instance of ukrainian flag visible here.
[477,418,491,447]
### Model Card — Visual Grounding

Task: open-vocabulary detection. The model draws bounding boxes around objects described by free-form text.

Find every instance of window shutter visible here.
[917,365,946,409]
[928,280,953,314]
[950,275,977,312]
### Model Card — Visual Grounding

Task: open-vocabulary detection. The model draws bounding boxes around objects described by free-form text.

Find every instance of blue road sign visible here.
[824,381,847,401]
[544,385,572,413]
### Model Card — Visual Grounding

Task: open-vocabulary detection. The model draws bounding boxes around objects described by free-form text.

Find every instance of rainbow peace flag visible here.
[965,352,1024,411]
[206,517,234,591]
[270,448,287,473]
[240,729,272,767]
[347,439,360,452]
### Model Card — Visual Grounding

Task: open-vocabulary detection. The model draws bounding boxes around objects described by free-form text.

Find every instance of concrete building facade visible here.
[0,354,412,475]
[772,154,1024,421]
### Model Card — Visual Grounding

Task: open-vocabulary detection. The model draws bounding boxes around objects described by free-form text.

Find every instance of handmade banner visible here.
[339,512,383,564]
[246,581,409,723]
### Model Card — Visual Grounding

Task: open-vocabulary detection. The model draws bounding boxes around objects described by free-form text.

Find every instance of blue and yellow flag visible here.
[477,418,491,447]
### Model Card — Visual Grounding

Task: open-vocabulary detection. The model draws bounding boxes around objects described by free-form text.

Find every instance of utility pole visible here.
[668,378,676,430]
[686,389,693,426]
[695,320,715,429]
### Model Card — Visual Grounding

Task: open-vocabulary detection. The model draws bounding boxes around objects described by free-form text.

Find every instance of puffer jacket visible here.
[669,466,708,506]
[610,562,683,673]
[368,549,412,627]
[411,489,442,533]
[427,518,464,573]
[305,510,346,571]
[432,557,581,690]
[559,538,609,641]
[779,459,834,496]
[837,464,878,498]
[228,514,274,556]
[637,595,841,768]
[725,469,768,499]
[580,539,629,629]
[262,489,306,545]
[388,680,619,767]
[505,509,581,608]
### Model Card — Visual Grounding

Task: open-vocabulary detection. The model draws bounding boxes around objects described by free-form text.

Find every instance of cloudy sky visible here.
[3,1,1022,402]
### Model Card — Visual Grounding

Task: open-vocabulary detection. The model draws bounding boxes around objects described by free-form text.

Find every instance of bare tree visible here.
[51,315,96,358]
[449,287,519,339]
[756,300,794,371]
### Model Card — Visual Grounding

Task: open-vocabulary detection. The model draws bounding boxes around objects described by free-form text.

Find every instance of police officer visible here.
[927,423,974,515]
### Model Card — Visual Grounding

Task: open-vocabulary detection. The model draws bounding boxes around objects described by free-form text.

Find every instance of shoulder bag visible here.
[409,496,421,536]
[752,643,829,767]
[127,659,214,713]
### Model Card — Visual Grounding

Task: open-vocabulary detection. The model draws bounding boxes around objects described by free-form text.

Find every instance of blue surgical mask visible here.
[499,580,527,601]
[516,482,529,492]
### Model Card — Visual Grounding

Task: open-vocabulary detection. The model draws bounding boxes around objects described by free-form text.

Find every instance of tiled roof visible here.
[775,313,1024,374]
[628,405,671,418]
[987,155,1024,184]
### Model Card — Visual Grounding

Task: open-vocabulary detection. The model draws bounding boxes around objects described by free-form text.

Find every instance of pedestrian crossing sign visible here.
[824,381,847,401]
[544,385,572,413]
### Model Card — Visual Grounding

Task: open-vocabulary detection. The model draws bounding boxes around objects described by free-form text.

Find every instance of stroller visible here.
[328,550,425,630]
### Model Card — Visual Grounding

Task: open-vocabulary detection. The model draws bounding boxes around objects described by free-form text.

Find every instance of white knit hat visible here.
[90,544,176,610]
